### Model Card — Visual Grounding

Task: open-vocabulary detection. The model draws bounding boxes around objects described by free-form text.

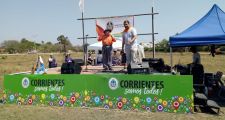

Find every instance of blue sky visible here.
[0,0,225,45]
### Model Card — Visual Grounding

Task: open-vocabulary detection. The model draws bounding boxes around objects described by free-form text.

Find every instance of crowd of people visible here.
[87,49,126,67]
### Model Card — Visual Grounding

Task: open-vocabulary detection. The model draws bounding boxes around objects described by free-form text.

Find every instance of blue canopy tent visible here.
[170,4,225,47]
[169,4,225,67]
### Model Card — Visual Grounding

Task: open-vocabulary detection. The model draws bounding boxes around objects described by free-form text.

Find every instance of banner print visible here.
[96,16,134,38]
[3,74,193,113]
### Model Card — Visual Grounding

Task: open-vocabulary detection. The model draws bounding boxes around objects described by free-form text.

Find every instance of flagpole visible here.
[85,34,88,71]
[82,11,85,63]
[79,0,85,64]
[152,0,155,58]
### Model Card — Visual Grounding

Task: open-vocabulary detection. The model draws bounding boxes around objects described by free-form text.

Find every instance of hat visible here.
[104,29,111,33]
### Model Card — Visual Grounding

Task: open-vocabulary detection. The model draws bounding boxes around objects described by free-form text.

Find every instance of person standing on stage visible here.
[122,20,138,65]
[98,29,116,70]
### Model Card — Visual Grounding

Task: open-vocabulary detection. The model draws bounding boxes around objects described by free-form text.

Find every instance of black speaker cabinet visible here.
[61,62,81,74]
[73,59,84,66]
[142,58,165,72]
[127,62,150,74]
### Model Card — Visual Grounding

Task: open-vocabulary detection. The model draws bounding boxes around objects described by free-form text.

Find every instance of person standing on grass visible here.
[122,20,138,65]
[190,46,201,64]
[98,29,116,70]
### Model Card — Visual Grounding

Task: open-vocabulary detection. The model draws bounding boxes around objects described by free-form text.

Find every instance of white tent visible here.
[87,39,122,65]
[88,39,122,50]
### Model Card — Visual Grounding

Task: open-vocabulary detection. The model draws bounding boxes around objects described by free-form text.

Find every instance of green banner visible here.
[3,74,193,113]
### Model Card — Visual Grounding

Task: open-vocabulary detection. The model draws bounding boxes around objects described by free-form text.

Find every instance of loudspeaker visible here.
[127,62,150,74]
[191,64,204,84]
[73,59,84,66]
[142,58,165,72]
[61,63,69,74]
[74,63,82,74]
[61,62,81,74]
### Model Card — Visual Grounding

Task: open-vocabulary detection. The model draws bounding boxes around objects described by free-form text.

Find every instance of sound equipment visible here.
[61,62,82,74]
[73,59,84,66]
[127,62,150,74]
[142,58,165,72]
[204,73,214,87]
[191,64,204,84]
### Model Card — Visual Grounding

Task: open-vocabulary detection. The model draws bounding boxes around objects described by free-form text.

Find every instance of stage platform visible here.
[46,65,126,74]
[4,69,194,113]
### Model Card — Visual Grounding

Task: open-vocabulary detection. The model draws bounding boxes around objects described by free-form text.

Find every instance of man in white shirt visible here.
[122,20,138,64]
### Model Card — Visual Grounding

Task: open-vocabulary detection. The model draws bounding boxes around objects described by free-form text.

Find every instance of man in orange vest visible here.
[98,29,116,70]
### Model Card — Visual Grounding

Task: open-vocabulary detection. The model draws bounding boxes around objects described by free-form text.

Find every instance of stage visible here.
[3,65,194,113]
[46,65,126,74]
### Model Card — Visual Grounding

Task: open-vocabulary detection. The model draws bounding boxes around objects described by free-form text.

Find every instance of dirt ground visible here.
[0,104,224,120]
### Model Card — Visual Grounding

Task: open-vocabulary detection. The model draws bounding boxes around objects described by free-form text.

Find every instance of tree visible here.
[2,40,20,54]
[57,35,72,53]
[198,46,209,51]
[1,37,76,53]
[19,38,35,52]
[220,46,225,51]
[46,42,52,45]
[155,39,169,52]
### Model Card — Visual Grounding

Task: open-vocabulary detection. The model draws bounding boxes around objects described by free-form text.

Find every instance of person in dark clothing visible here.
[48,54,57,68]
[210,45,216,57]
[120,51,126,66]
[65,53,73,63]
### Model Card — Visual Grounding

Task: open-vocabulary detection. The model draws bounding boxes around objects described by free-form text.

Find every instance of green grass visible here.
[0,105,224,120]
